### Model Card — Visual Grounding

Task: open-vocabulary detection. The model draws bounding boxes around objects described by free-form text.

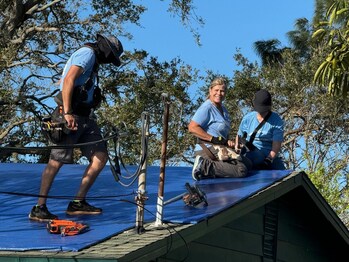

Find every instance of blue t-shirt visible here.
[60,47,97,104]
[191,100,231,151]
[237,111,284,156]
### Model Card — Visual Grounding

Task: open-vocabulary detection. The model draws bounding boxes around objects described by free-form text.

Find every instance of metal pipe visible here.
[135,112,149,233]
[155,93,170,227]
[163,193,187,206]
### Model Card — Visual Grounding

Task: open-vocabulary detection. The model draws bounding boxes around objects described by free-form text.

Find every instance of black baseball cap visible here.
[97,34,123,66]
[253,89,272,113]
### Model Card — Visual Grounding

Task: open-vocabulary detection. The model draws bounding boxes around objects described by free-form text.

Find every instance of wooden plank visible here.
[225,206,265,234]
[277,240,340,262]
[162,241,262,262]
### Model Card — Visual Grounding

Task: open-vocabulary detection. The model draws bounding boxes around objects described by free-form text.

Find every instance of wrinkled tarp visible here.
[0,163,291,251]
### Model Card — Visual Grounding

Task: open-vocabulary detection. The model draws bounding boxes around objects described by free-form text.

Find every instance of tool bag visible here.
[41,106,70,144]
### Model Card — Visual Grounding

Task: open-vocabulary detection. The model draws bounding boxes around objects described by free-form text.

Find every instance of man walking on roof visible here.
[29,34,123,221]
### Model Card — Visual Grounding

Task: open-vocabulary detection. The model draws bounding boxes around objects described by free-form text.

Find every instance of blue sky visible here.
[126,0,314,77]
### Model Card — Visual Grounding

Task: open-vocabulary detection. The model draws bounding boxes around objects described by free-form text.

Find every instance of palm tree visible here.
[253,39,285,67]
[253,18,313,67]
[287,18,312,59]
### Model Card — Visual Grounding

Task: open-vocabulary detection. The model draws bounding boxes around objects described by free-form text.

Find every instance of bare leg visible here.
[74,151,108,200]
[37,159,63,206]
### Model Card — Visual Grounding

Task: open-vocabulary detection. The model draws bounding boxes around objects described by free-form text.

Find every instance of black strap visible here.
[198,142,218,161]
[82,44,99,84]
[54,46,99,112]
[244,111,272,150]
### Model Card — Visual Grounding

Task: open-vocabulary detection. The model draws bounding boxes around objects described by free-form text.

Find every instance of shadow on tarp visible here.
[0,163,292,251]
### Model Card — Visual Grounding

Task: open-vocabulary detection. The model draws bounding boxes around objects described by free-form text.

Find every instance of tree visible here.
[287,18,313,59]
[231,46,349,227]
[254,18,313,67]
[253,39,285,67]
[239,11,349,227]
[313,0,333,26]
[236,7,349,225]
[312,0,349,97]
[0,0,203,164]
[96,51,199,165]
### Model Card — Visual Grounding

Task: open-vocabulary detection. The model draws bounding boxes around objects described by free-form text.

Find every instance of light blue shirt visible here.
[191,99,231,151]
[237,111,284,156]
[60,47,97,104]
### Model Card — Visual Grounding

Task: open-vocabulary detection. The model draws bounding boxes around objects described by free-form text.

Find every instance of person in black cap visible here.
[235,89,285,170]
[29,34,124,221]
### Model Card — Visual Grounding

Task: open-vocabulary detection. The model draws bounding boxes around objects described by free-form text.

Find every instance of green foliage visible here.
[237,13,349,227]
[312,0,349,97]
[253,39,284,66]
[0,0,202,164]
[308,165,349,226]
[0,0,348,229]
[234,48,349,226]
[96,50,199,164]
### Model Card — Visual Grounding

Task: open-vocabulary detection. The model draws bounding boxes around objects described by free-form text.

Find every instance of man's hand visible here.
[64,114,78,130]
[210,136,228,145]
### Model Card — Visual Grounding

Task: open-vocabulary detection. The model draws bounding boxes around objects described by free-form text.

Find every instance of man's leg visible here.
[197,157,250,179]
[271,157,286,170]
[38,159,63,206]
[213,159,249,178]
[29,159,63,221]
[75,151,108,199]
[66,151,108,215]
[245,150,265,169]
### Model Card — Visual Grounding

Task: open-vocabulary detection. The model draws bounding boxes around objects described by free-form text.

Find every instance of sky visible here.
[125,0,314,78]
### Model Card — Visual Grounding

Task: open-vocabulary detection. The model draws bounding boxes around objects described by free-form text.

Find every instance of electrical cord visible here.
[0,132,123,152]
[1,115,148,189]
[113,112,149,187]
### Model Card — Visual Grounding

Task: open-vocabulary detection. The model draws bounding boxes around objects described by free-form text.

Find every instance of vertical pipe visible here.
[155,94,170,226]
[135,112,149,234]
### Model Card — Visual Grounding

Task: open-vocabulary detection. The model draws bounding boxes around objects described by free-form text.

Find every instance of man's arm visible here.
[62,65,83,130]
[267,140,282,160]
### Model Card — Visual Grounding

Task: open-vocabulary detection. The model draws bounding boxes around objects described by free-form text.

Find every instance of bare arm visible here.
[188,120,212,141]
[235,135,240,151]
[62,65,83,113]
[268,141,282,160]
[62,65,83,130]
[188,120,235,147]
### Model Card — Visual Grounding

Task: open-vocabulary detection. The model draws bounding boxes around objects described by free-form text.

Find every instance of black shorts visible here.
[50,115,107,163]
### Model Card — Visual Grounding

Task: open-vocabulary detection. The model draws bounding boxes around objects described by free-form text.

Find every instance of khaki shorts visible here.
[50,115,107,163]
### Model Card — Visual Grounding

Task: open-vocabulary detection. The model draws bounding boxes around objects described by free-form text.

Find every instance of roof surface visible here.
[0,164,347,261]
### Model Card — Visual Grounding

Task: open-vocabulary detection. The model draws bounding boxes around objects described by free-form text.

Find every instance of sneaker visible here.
[29,204,58,222]
[192,155,203,181]
[66,200,102,215]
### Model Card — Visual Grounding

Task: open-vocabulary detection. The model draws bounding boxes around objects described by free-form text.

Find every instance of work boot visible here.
[66,200,102,215]
[29,204,58,222]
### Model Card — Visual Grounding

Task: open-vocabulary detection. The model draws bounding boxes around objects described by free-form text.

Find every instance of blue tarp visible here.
[0,163,292,251]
